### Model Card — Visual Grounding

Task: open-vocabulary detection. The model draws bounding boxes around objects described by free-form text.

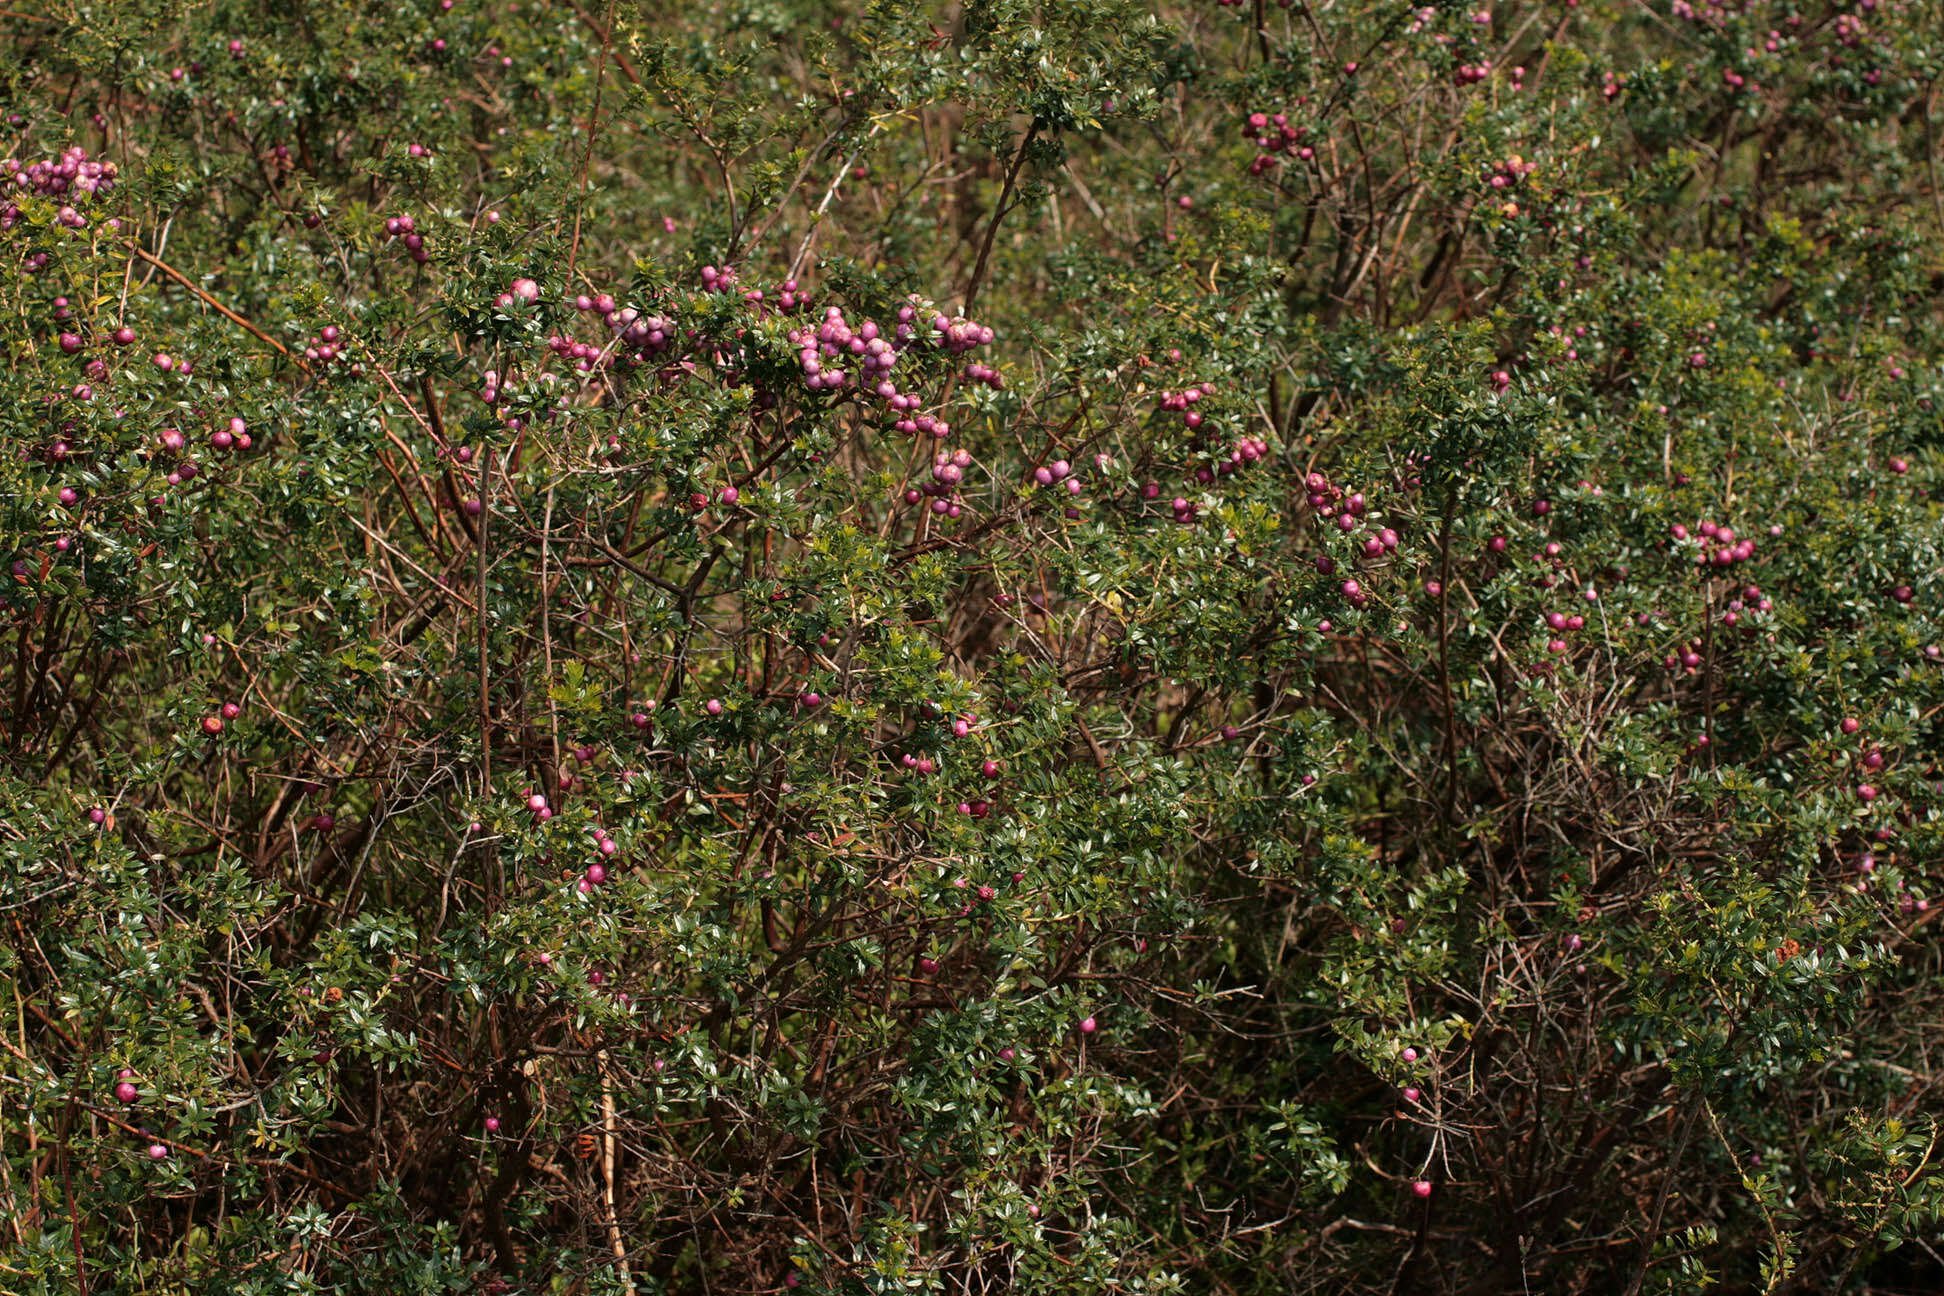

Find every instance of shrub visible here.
[1,0,1940,1292]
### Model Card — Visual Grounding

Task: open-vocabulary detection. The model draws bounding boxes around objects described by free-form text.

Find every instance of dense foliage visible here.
[3,0,1942,1291]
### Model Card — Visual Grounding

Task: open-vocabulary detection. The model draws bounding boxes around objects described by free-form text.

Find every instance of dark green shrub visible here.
[1,0,1940,1292]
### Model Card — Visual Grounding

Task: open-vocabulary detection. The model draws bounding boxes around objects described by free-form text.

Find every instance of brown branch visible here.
[962,119,1041,315]
[126,245,310,372]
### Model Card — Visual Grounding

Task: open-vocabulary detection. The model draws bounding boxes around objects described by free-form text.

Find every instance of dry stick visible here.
[348,516,481,619]
[961,119,1040,315]
[374,448,442,554]
[0,1064,355,1197]
[1377,118,1467,306]
[6,613,38,749]
[379,420,454,550]
[1925,77,1944,233]
[563,0,642,88]
[114,238,137,324]
[477,442,492,805]
[0,1095,22,1244]
[126,245,309,372]
[1698,1098,1791,1285]
[598,1050,637,1295]
[786,123,885,283]
[539,484,561,792]
[1526,10,1580,91]
[560,534,684,596]
[61,1092,85,1296]
[732,121,850,265]
[1700,577,1716,763]
[414,374,483,547]
[1621,1091,1706,1296]
[1435,492,1461,827]
[567,0,619,283]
